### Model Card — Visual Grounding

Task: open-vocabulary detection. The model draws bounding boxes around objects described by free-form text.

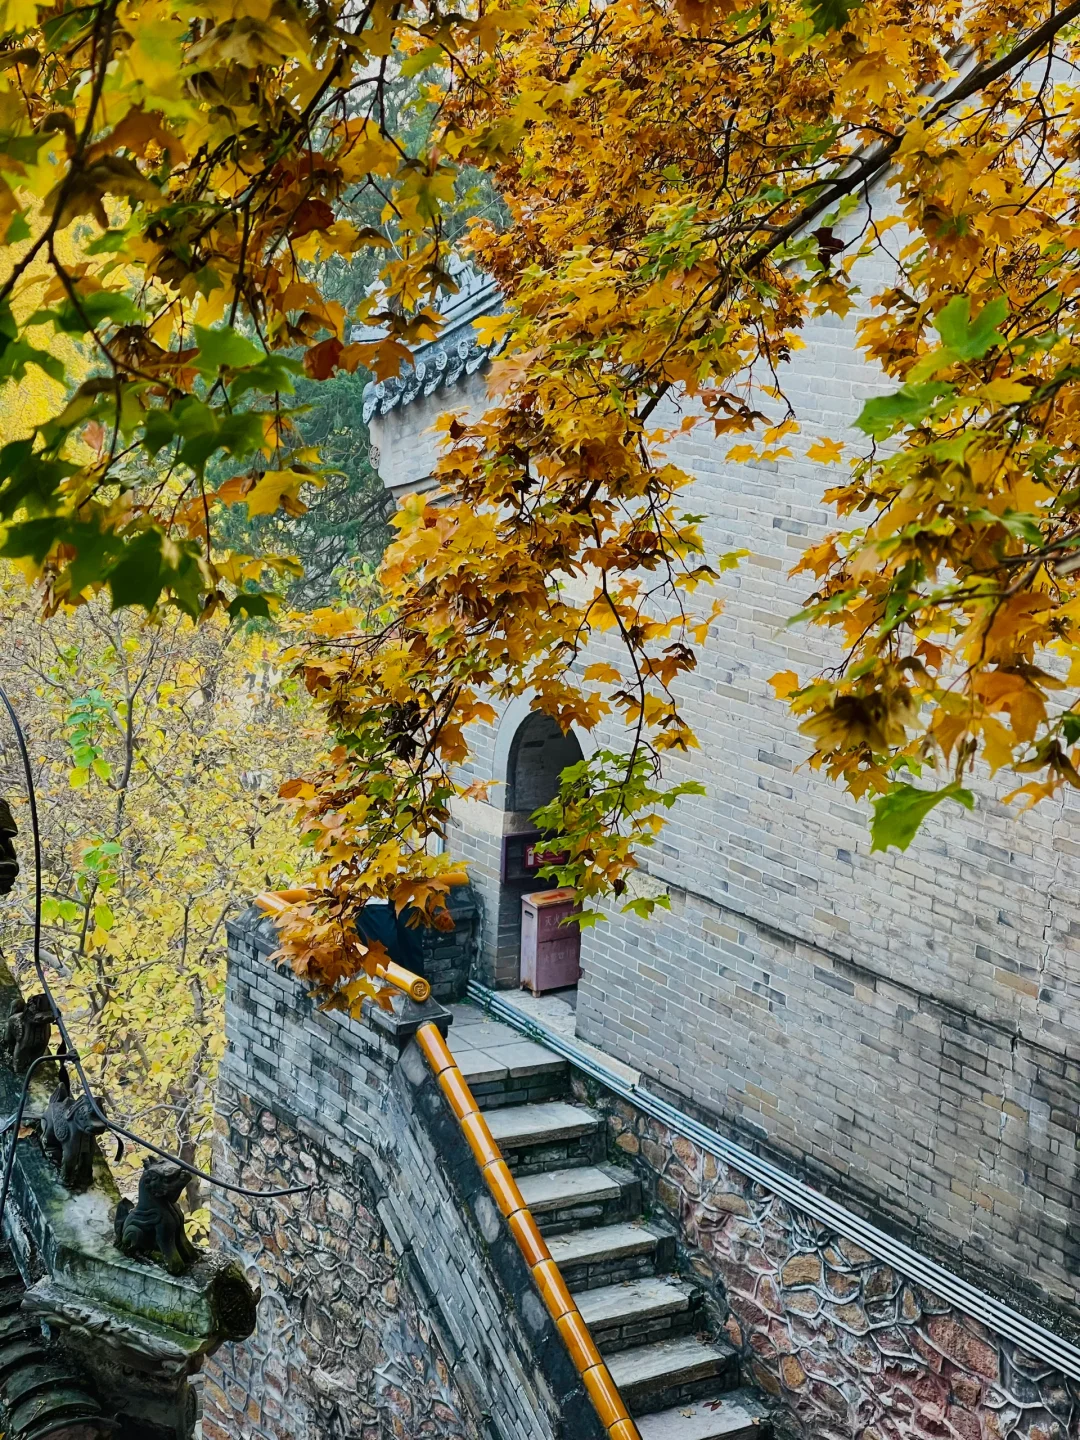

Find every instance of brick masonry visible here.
[204,908,606,1440]
[208,900,1080,1440]
[369,196,1080,1337]
[574,1077,1080,1440]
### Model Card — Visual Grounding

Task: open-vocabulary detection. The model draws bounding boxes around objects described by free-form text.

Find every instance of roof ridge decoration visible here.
[359,264,504,424]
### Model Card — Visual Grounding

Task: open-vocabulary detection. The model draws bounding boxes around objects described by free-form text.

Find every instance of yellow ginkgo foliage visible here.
[0,571,315,1227]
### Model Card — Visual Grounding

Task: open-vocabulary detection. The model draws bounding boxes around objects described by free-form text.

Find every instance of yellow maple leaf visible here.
[0,0,36,29]
[978,379,1032,405]
[807,437,845,464]
[123,14,187,98]
[474,312,512,347]
[769,671,801,699]
[243,470,311,517]
[980,716,1016,774]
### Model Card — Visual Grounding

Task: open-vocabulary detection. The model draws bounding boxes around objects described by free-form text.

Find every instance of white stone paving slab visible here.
[636,1392,765,1439]
[478,1038,566,1076]
[454,1048,511,1084]
[575,1277,692,1328]
[606,1335,730,1391]
[477,991,643,1089]
[517,1165,621,1212]
[547,1221,659,1267]
[448,1011,521,1050]
[485,1101,598,1148]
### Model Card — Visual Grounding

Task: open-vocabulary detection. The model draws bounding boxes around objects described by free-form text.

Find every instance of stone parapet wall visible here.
[420,882,482,1001]
[573,1077,1078,1440]
[205,908,603,1440]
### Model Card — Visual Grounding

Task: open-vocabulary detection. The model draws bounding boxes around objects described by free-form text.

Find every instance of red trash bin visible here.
[520,888,581,994]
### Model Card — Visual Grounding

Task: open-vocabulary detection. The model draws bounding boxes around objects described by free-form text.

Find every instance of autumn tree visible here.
[7,0,1080,1003]
[0,574,315,1225]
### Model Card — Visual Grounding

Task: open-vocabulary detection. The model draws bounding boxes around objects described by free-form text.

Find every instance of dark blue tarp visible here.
[355,901,425,975]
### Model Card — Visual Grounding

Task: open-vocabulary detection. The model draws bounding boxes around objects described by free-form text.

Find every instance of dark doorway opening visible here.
[494,713,583,987]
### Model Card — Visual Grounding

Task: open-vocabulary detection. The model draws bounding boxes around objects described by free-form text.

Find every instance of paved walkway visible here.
[446,1004,557,1080]
[449,992,641,1089]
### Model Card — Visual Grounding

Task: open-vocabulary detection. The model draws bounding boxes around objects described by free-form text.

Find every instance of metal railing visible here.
[470,978,1080,1387]
[257,891,641,1440]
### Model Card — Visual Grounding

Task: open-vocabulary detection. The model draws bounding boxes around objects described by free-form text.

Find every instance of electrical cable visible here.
[0,1049,77,1236]
[0,679,311,1212]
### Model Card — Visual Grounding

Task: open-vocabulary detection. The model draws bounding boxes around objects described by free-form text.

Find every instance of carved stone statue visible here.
[41,1066,109,1189]
[0,796,18,897]
[5,993,53,1073]
[114,1157,198,1276]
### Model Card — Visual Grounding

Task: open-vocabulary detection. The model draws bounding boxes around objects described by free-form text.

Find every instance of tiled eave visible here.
[361,274,503,424]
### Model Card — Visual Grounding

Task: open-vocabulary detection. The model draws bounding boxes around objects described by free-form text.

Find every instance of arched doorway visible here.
[507,713,583,815]
[491,711,583,988]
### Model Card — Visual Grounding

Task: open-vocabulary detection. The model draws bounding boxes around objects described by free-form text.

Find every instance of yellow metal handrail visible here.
[256,889,434,1002]
[256,890,642,1440]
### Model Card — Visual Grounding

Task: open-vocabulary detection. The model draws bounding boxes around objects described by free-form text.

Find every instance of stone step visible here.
[453,1035,565,1075]
[486,1101,602,1175]
[486,1101,599,1148]
[517,1164,641,1234]
[606,1335,740,1416]
[456,1040,569,1110]
[548,1221,675,1290]
[575,1276,701,1352]
[636,1390,769,1440]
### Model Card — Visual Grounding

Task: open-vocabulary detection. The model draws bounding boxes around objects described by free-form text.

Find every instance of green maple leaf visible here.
[227,592,273,620]
[107,531,204,616]
[805,0,860,32]
[0,440,72,519]
[934,294,1007,360]
[192,324,265,376]
[870,781,974,852]
[855,382,953,439]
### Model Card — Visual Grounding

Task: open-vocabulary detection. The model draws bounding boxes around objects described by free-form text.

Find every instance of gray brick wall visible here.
[371,201,1080,1332]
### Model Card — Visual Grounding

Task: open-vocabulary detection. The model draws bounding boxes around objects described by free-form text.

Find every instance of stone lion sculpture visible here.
[114,1157,198,1275]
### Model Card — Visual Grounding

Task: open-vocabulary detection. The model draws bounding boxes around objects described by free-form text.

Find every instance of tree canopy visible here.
[5,0,1080,1002]
[0,575,312,1220]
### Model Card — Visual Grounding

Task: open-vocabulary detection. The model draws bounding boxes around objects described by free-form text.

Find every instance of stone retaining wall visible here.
[204,1083,478,1440]
[574,1079,1078,1440]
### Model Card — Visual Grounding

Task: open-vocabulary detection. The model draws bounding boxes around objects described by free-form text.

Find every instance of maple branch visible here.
[634,0,1080,428]
[747,0,1080,268]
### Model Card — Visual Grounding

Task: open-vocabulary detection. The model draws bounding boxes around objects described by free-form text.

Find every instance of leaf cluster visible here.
[0,574,316,1216]
[277,0,1080,992]
[9,0,1080,997]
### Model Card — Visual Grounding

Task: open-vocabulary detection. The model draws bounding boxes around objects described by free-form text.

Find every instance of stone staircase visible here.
[453,1011,769,1440]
